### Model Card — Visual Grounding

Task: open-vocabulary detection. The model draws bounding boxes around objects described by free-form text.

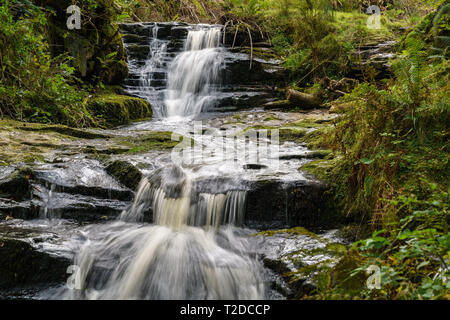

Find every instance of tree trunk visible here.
[286,89,322,109]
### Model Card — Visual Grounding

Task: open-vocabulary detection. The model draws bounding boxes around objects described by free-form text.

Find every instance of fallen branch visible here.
[287,89,322,109]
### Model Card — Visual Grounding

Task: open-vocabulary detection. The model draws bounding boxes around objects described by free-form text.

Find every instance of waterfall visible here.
[122,165,247,229]
[60,23,271,301]
[64,166,266,300]
[137,25,169,118]
[164,27,224,117]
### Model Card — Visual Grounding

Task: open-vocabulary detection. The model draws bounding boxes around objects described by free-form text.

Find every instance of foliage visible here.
[0,0,93,126]
[304,7,449,299]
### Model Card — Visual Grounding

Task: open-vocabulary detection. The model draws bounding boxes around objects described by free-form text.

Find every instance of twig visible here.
[245,25,253,70]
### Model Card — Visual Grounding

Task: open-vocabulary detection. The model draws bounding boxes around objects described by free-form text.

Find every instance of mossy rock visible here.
[119,131,181,153]
[105,160,142,191]
[87,94,152,127]
[329,253,367,293]
[278,128,308,142]
[255,226,320,240]
[18,124,110,139]
[262,100,292,110]
[0,239,70,289]
[300,159,337,182]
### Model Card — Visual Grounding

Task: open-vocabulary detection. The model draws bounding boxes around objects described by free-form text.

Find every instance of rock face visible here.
[118,22,285,113]
[0,168,34,202]
[351,41,397,79]
[130,173,339,230]
[0,238,70,289]
[246,179,339,230]
[0,161,133,222]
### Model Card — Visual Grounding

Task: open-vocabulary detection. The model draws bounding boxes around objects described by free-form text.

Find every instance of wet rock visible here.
[120,22,286,113]
[0,238,70,289]
[105,160,143,191]
[32,188,129,221]
[32,161,134,202]
[0,200,39,220]
[257,229,345,299]
[0,168,34,201]
[246,179,339,230]
[243,164,268,170]
[287,89,322,110]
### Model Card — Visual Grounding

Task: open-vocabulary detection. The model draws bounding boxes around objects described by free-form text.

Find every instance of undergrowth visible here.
[301,4,449,299]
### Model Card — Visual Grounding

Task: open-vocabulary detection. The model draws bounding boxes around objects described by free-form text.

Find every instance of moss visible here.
[18,123,110,139]
[287,120,325,129]
[278,127,308,142]
[301,159,337,182]
[87,93,152,128]
[117,131,183,153]
[328,253,367,293]
[105,160,142,190]
[263,115,281,121]
[255,226,320,240]
[263,100,292,110]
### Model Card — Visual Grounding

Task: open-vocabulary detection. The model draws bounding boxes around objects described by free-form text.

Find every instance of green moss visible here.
[278,127,308,142]
[301,158,338,182]
[118,131,184,154]
[105,160,142,190]
[263,115,281,121]
[255,226,320,239]
[287,120,324,129]
[18,123,110,139]
[87,93,152,128]
[0,167,34,201]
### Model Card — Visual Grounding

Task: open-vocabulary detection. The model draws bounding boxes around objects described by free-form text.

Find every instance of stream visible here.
[0,22,344,300]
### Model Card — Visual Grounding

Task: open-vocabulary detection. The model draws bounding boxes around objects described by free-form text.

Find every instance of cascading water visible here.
[58,23,274,300]
[63,166,266,300]
[164,27,224,117]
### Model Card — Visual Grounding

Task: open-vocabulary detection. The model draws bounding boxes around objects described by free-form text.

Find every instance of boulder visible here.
[105,160,143,191]
[0,239,70,289]
[246,179,340,230]
[86,93,152,127]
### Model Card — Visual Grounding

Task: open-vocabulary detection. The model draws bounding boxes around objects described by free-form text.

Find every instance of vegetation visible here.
[297,2,450,299]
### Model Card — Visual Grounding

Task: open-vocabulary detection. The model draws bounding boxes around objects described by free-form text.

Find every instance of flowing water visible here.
[53,24,273,300]
[59,166,266,300]
[165,27,223,118]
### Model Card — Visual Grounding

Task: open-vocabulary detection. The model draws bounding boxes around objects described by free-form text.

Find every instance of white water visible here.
[64,166,266,300]
[164,27,223,117]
